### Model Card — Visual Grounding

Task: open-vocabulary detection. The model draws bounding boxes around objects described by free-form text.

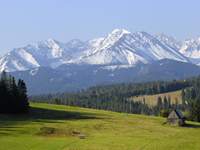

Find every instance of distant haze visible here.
[0,0,200,55]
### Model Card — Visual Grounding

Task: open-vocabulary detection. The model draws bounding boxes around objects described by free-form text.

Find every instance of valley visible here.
[1,1,200,150]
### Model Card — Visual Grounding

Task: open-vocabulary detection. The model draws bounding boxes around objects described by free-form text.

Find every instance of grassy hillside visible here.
[129,90,182,107]
[1,103,200,150]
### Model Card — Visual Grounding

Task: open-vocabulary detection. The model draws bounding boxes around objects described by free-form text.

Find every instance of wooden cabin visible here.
[167,109,185,126]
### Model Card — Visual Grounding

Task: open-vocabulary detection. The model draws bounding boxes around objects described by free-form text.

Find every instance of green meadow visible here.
[0,103,200,150]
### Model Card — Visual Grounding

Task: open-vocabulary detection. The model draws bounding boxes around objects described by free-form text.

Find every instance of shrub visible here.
[160,109,170,118]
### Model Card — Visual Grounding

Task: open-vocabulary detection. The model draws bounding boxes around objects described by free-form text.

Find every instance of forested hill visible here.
[30,78,192,113]
[31,78,192,101]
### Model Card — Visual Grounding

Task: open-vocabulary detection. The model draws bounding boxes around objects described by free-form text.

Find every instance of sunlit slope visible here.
[0,103,200,150]
[129,90,182,107]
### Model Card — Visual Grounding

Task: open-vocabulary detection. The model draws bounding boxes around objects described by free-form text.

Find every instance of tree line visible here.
[181,76,200,122]
[31,79,190,116]
[0,71,29,113]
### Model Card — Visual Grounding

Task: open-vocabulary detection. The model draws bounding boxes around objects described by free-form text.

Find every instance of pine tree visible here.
[0,71,9,112]
[0,72,29,113]
[17,79,29,112]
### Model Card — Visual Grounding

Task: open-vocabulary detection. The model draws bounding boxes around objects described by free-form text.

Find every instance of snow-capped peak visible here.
[76,29,188,65]
[107,28,131,42]
[110,28,131,36]
[94,29,131,51]
[45,38,61,48]
[0,29,197,72]
[37,38,64,58]
[180,37,200,59]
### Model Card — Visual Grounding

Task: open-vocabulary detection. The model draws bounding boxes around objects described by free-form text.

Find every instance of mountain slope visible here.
[0,39,88,72]
[77,29,188,65]
[156,33,182,50]
[0,29,190,72]
[11,59,200,95]
[0,48,40,72]
[180,38,200,58]
[179,38,200,65]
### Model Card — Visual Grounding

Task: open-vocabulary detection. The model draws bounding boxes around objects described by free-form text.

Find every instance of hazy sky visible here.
[0,0,200,55]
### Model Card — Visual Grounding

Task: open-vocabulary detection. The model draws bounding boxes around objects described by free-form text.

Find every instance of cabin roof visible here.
[168,109,184,119]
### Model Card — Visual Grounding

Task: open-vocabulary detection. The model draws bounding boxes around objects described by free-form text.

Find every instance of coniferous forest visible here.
[31,79,191,117]
[30,76,200,122]
[181,76,200,122]
[0,71,29,113]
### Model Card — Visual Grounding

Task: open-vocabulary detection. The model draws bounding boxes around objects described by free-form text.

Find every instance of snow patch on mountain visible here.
[156,33,182,50]
[0,29,197,72]
[0,49,40,72]
[180,38,200,58]
[78,30,188,65]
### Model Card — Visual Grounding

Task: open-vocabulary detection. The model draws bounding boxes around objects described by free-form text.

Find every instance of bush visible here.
[160,109,170,118]
[39,127,56,135]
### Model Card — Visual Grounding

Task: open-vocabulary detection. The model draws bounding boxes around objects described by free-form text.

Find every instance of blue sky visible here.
[0,0,200,55]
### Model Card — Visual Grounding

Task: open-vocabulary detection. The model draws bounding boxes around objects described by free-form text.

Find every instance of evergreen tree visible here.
[188,98,200,122]
[0,72,29,113]
[17,79,29,112]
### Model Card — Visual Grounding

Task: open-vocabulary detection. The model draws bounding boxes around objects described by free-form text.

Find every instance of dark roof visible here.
[168,109,184,119]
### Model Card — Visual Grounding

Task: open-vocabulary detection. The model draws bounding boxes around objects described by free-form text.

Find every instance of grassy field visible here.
[129,90,182,107]
[1,103,200,150]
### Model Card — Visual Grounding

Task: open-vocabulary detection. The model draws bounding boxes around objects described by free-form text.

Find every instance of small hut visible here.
[167,109,185,126]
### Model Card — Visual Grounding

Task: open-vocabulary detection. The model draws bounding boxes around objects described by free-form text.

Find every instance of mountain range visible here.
[1,29,200,94]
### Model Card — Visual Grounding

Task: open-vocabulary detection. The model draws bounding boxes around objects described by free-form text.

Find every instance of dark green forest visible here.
[31,79,192,117]
[0,71,29,113]
[181,77,200,121]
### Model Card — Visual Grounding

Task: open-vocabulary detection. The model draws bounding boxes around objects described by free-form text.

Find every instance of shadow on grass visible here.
[0,106,106,136]
[29,107,102,120]
[183,122,200,128]
[0,104,109,136]
[0,106,105,126]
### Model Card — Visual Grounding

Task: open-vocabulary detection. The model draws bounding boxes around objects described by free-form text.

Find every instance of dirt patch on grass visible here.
[37,126,86,139]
